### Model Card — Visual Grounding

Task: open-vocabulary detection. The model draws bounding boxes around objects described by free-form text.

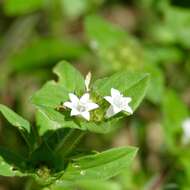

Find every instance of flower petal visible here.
[104,96,114,104]
[69,93,79,103]
[123,105,133,114]
[111,88,121,98]
[105,106,116,118]
[80,93,90,103]
[87,102,99,111]
[71,109,80,116]
[81,111,90,121]
[123,97,132,104]
[64,102,73,109]
[112,105,121,114]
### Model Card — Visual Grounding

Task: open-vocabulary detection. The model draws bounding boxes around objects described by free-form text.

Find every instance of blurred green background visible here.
[0,0,190,189]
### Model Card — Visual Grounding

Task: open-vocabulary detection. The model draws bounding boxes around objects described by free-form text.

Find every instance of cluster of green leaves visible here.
[0,61,149,189]
[1,0,190,189]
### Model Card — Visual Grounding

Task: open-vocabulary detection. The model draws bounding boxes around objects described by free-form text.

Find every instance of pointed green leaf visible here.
[31,81,69,108]
[53,61,85,93]
[51,180,121,190]
[85,15,126,49]
[0,104,30,133]
[62,146,137,181]
[36,107,80,136]
[31,61,85,108]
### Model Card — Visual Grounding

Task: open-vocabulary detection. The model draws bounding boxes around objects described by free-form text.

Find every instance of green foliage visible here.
[0,147,26,177]
[0,61,146,188]
[0,104,30,133]
[85,15,127,49]
[8,38,87,72]
[32,61,149,134]
[1,0,190,189]
[50,180,121,190]
[162,90,189,150]
[53,61,85,93]
[62,146,137,181]
[3,0,44,15]
[147,3,190,48]
[93,72,149,111]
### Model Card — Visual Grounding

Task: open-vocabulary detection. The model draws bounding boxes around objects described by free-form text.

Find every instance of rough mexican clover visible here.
[64,93,99,121]
[182,118,190,144]
[104,88,133,118]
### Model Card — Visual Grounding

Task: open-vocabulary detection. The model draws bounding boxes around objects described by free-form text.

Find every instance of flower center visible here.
[77,102,86,112]
[113,96,124,108]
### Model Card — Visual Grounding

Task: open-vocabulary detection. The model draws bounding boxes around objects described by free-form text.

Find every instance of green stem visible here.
[20,130,32,151]
[55,129,85,158]
[24,178,34,190]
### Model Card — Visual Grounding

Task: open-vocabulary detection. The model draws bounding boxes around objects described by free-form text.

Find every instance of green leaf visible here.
[148,6,190,48]
[145,64,164,104]
[36,107,80,136]
[0,156,21,177]
[85,15,126,49]
[53,61,85,93]
[162,90,189,150]
[93,71,150,111]
[165,7,190,48]
[36,106,119,134]
[8,38,86,72]
[62,146,138,181]
[36,109,61,136]
[31,61,85,108]
[144,45,184,64]
[4,0,44,15]
[0,104,30,133]
[31,81,69,108]
[0,147,26,177]
[50,180,121,190]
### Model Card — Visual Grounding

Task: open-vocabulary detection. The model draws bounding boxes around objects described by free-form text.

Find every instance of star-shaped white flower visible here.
[182,118,190,144]
[104,88,133,118]
[64,93,99,121]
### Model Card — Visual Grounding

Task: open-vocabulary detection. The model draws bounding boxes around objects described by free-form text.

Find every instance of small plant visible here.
[0,61,149,189]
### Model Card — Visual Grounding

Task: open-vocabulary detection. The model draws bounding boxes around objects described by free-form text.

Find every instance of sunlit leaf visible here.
[62,146,138,180]
[0,104,30,133]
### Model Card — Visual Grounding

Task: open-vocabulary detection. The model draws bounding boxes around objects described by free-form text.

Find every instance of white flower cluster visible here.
[63,73,133,121]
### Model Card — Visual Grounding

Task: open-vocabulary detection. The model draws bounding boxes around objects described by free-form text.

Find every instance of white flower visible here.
[182,118,190,144]
[85,72,91,92]
[64,93,99,121]
[104,88,133,118]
